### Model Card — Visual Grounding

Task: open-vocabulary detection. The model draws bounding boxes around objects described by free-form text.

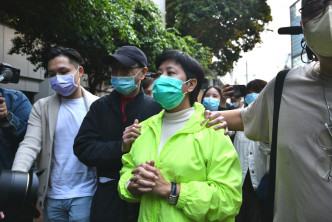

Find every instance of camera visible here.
[230,85,246,98]
[0,169,40,218]
[0,62,20,84]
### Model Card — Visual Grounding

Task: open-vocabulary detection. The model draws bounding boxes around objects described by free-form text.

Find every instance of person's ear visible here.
[78,66,84,78]
[187,79,197,93]
[140,67,148,80]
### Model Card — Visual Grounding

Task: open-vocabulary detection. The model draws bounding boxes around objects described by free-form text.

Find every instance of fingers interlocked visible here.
[129,162,159,193]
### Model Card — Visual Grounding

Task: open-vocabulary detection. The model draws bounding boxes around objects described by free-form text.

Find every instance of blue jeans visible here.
[44,197,92,222]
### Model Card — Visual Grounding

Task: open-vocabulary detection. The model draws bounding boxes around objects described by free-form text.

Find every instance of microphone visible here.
[278,26,302,35]
[0,68,13,83]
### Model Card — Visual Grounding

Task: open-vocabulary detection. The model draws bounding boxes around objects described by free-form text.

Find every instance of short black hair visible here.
[201,86,222,103]
[245,79,267,95]
[155,50,205,106]
[42,46,84,76]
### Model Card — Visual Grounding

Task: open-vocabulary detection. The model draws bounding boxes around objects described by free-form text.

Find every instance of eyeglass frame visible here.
[315,123,332,181]
[109,65,144,76]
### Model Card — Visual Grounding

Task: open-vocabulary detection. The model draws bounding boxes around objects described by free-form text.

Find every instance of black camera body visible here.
[0,63,20,84]
[230,85,246,98]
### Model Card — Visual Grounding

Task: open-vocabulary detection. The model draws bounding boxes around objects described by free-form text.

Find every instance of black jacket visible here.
[74,88,162,222]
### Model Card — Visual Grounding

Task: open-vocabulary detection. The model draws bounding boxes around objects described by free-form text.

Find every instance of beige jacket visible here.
[12,87,99,208]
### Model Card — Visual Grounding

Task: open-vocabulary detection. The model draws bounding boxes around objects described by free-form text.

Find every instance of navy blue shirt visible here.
[0,88,32,170]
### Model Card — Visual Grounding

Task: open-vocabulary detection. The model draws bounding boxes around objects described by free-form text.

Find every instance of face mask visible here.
[303,5,332,57]
[152,75,190,110]
[111,68,142,95]
[49,67,79,96]
[245,93,259,105]
[202,97,220,111]
[231,101,240,108]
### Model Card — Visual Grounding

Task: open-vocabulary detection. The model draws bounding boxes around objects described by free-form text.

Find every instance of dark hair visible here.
[201,86,222,103]
[42,46,84,76]
[245,79,267,95]
[155,50,205,106]
[141,78,154,90]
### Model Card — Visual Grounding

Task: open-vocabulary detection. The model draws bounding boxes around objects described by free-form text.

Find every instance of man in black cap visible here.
[73,46,162,222]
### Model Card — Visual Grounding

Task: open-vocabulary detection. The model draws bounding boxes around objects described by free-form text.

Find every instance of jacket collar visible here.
[81,87,99,110]
[48,93,61,141]
[107,88,146,124]
[146,102,208,135]
[48,86,97,139]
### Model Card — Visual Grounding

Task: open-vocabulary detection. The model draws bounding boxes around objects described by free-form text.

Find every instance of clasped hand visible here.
[128,161,170,198]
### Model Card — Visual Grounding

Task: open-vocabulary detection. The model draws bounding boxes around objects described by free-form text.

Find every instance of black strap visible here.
[266,69,289,221]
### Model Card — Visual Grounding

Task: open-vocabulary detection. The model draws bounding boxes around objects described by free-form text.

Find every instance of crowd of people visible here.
[0,0,331,221]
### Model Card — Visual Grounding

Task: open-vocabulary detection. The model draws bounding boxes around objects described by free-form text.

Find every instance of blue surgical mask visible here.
[111,68,142,95]
[152,75,190,110]
[245,93,259,105]
[49,67,79,96]
[202,97,220,111]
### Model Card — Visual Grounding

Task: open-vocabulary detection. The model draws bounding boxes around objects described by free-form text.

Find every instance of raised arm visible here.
[0,90,32,138]
[202,109,244,131]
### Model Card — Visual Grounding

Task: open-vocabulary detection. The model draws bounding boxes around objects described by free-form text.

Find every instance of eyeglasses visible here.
[109,65,142,75]
[299,0,332,24]
[315,123,332,181]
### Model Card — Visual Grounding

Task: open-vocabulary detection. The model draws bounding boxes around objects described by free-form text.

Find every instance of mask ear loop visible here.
[300,39,311,64]
[300,38,319,63]
[134,68,144,87]
[182,79,192,95]
[73,66,81,86]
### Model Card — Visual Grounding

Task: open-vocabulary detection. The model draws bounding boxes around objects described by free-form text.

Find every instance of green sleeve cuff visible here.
[118,172,141,203]
[175,183,189,209]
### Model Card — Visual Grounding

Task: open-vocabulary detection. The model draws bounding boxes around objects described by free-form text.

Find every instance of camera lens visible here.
[0,169,40,218]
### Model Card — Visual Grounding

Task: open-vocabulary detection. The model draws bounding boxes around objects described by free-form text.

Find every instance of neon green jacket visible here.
[118,103,242,222]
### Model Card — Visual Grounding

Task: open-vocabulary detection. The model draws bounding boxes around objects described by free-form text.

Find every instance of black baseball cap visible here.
[103,46,147,67]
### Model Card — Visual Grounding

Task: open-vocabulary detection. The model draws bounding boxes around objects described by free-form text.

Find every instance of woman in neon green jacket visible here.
[118,50,242,222]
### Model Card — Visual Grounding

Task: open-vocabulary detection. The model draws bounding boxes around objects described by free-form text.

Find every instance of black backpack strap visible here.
[266,69,289,221]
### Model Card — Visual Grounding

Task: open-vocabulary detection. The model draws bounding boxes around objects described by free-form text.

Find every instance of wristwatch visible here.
[167,181,178,205]
[0,111,12,124]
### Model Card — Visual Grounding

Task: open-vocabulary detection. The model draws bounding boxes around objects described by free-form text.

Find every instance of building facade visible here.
[0,24,52,103]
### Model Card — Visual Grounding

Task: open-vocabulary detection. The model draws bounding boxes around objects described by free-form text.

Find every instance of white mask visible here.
[303,5,332,57]
[231,102,240,108]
